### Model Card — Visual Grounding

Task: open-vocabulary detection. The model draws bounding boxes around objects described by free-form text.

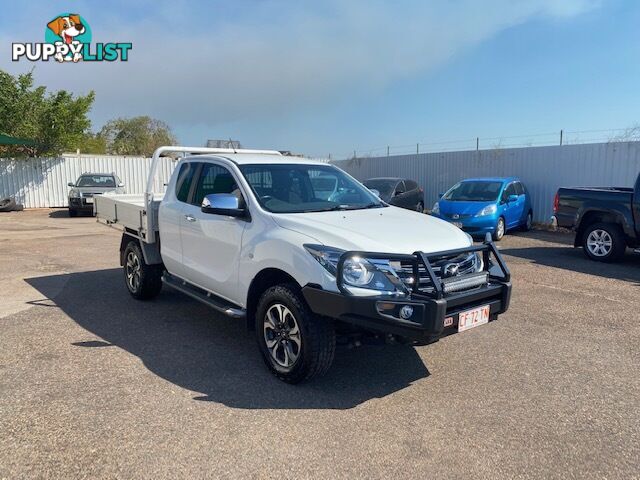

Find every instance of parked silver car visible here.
[68,173,125,217]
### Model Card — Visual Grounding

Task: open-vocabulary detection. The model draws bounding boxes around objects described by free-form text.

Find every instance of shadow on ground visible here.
[26,268,429,410]
[501,244,640,284]
[48,209,94,218]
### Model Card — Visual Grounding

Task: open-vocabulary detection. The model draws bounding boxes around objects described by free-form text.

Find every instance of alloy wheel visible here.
[496,218,505,239]
[586,229,613,257]
[125,251,141,292]
[263,303,302,368]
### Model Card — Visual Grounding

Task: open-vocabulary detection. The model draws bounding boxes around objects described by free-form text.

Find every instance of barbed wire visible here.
[334,127,640,160]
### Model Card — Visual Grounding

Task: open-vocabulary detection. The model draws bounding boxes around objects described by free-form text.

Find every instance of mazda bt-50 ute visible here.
[95,146,512,383]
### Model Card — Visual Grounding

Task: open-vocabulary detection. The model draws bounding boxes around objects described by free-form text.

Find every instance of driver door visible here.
[180,162,248,304]
[501,183,524,228]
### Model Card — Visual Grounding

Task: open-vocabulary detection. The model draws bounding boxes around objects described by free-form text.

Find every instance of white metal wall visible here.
[0,155,176,208]
[334,141,640,223]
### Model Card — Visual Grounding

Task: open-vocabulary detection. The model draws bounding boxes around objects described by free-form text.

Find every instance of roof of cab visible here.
[182,153,330,166]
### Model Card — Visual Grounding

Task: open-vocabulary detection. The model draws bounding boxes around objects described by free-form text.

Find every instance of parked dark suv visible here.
[364,177,424,212]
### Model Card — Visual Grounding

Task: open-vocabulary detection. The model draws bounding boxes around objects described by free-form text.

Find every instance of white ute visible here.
[95,146,512,383]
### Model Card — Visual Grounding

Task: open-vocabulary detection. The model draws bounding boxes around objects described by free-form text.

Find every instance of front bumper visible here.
[69,197,95,211]
[433,213,497,235]
[302,238,512,343]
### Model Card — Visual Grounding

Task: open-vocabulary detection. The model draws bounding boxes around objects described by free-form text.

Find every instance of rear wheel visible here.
[123,241,163,299]
[522,211,533,231]
[256,284,335,383]
[582,222,626,262]
[493,217,505,241]
[416,201,424,213]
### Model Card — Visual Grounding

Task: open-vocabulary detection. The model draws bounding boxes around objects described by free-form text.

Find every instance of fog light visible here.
[399,305,414,319]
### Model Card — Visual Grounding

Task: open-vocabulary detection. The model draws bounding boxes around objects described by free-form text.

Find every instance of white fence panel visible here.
[0,155,177,208]
[334,141,640,223]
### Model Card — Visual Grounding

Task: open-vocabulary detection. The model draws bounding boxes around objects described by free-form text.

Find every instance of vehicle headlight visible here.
[477,204,497,216]
[69,189,80,198]
[304,244,408,297]
[431,202,440,215]
[342,256,374,286]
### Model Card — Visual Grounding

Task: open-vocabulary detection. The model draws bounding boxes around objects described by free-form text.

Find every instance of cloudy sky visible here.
[2,0,639,157]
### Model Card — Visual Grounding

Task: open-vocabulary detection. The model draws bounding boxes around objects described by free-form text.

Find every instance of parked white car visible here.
[95,146,512,383]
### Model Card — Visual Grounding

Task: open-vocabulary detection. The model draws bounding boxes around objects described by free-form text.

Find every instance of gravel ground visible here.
[1,209,638,479]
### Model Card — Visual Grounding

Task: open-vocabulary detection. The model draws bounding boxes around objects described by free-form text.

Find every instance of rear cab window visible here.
[175,162,197,203]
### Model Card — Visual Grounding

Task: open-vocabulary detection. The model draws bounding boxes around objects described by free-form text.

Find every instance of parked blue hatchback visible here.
[431,177,533,241]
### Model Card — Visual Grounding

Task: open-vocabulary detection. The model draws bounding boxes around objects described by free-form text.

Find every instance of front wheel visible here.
[493,217,505,241]
[582,222,626,262]
[123,241,163,299]
[256,284,335,384]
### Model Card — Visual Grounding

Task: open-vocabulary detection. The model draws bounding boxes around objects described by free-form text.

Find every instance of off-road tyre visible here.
[256,284,335,384]
[0,197,16,212]
[123,240,163,299]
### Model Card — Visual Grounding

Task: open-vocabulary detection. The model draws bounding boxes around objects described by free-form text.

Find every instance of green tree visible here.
[99,116,177,156]
[0,69,95,156]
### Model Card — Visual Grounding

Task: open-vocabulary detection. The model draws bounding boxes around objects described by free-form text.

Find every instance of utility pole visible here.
[476,137,479,151]
[416,143,419,154]
[560,129,563,146]
[387,146,389,157]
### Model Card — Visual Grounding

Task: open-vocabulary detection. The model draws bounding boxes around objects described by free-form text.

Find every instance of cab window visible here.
[192,163,243,206]
[175,162,196,203]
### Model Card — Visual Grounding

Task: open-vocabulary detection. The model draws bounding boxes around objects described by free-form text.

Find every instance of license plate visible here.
[452,221,463,228]
[458,304,490,332]
[85,197,94,204]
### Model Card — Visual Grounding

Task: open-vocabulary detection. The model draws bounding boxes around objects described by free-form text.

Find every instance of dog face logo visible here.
[45,13,91,62]
[47,15,85,44]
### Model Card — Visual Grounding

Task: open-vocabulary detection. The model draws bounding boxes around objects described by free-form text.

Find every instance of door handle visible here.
[184,215,197,222]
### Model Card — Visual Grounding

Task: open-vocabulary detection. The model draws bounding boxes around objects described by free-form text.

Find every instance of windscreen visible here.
[76,175,116,187]
[443,181,503,202]
[240,164,384,213]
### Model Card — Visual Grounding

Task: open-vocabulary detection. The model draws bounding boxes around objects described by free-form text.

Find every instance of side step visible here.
[162,273,246,319]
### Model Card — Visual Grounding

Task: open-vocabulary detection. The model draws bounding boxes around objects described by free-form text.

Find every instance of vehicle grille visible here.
[391,252,483,294]
[444,213,472,220]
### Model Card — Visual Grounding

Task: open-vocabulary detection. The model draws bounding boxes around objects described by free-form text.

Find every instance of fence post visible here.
[560,129,563,146]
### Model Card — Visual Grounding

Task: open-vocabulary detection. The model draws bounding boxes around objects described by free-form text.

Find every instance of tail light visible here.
[553,192,559,213]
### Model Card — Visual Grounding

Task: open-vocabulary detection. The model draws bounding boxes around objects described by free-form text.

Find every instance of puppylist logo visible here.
[12,13,132,63]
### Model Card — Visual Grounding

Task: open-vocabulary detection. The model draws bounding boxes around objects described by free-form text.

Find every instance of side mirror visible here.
[68,182,75,187]
[507,194,518,203]
[201,193,248,219]
[118,183,125,188]
[369,188,380,197]
[394,187,405,196]
[438,192,444,198]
